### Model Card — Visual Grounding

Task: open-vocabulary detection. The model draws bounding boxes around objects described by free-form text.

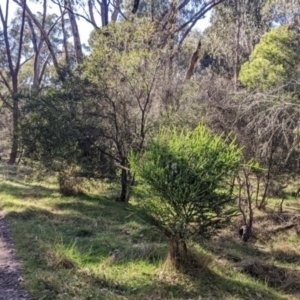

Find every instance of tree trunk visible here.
[118,167,128,202]
[184,40,201,82]
[239,225,252,242]
[88,0,97,28]
[58,3,69,64]
[21,1,59,70]
[101,0,109,27]
[65,0,83,64]
[167,236,187,266]
[132,0,140,14]
[117,156,136,203]
[8,99,20,164]
[1,1,26,164]
[233,0,241,92]
[111,0,122,22]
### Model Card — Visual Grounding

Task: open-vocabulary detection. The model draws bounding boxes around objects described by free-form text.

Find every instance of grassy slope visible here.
[0,166,300,299]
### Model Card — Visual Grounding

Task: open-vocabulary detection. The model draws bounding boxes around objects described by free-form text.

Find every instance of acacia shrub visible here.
[130,124,242,268]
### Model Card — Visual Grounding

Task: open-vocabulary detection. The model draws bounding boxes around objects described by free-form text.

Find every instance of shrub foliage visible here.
[130,124,242,266]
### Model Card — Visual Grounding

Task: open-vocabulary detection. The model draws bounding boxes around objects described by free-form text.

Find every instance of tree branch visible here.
[0,92,13,111]
[15,0,26,77]
[0,71,13,95]
[13,0,59,70]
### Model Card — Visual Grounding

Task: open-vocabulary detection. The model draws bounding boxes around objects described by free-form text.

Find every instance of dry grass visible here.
[161,245,214,275]
[241,260,300,293]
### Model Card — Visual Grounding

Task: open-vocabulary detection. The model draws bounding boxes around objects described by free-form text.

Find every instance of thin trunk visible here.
[33,0,47,90]
[237,174,247,225]
[245,171,253,235]
[237,170,253,242]
[111,0,122,22]
[184,40,201,82]
[0,1,14,77]
[10,1,25,164]
[132,0,139,14]
[14,0,59,70]
[233,0,241,92]
[167,236,187,266]
[65,0,83,64]
[119,167,128,202]
[101,0,109,27]
[118,157,134,203]
[88,0,97,28]
[255,175,261,208]
[27,16,40,90]
[1,0,25,164]
[9,99,20,164]
[58,3,69,64]
[259,148,274,209]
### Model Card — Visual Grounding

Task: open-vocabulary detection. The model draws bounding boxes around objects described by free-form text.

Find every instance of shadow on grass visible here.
[0,181,292,299]
[204,235,269,263]
[85,266,283,299]
[272,248,300,264]
[0,181,58,200]
[4,203,164,261]
[4,207,286,299]
[203,236,300,295]
[240,259,300,294]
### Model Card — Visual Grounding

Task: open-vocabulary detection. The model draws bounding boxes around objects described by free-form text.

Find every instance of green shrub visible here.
[130,124,242,267]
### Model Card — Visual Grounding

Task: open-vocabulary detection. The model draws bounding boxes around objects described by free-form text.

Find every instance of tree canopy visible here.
[239,25,300,90]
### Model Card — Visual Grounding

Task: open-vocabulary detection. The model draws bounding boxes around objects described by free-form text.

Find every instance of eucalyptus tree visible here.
[26,12,70,90]
[51,0,228,69]
[200,0,271,89]
[0,0,26,164]
[239,25,300,90]
[83,20,183,201]
[50,0,122,28]
[0,0,70,163]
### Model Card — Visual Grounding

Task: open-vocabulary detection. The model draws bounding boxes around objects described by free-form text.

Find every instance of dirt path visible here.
[0,210,31,300]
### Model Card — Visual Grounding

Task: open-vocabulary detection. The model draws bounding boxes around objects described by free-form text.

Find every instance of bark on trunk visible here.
[65,0,83,64]
[184,40,201,82]
[167,237,187,266]
[88,0,97,28]
[132,0,140,14]
[58,3,69,64]
[117,159,135,203]
[21,1,59,70]
[101,0,109,27]
[118,167,128,202]
[111,0,122,22]
[1,1,25,164]
[239,225,252,242]
[8,100,20,165]
[233,0,241,92]
[118,164,134,203]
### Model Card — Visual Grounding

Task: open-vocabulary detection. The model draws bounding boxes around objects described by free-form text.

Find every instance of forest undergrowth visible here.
[0,162,300,300]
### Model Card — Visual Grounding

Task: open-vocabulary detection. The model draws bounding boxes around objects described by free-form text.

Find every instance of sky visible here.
[7,1,211,46]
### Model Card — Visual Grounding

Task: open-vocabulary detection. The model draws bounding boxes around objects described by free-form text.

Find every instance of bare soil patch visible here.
[0,209,31,300]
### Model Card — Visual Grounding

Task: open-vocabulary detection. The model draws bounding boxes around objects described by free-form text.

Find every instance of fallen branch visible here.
[274,223,297,233]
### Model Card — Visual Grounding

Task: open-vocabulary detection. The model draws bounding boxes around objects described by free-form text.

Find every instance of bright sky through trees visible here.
[8,1,210,45]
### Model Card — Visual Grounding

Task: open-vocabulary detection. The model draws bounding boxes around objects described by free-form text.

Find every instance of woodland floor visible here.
[0,209,31,300]
[0,162,300,299]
